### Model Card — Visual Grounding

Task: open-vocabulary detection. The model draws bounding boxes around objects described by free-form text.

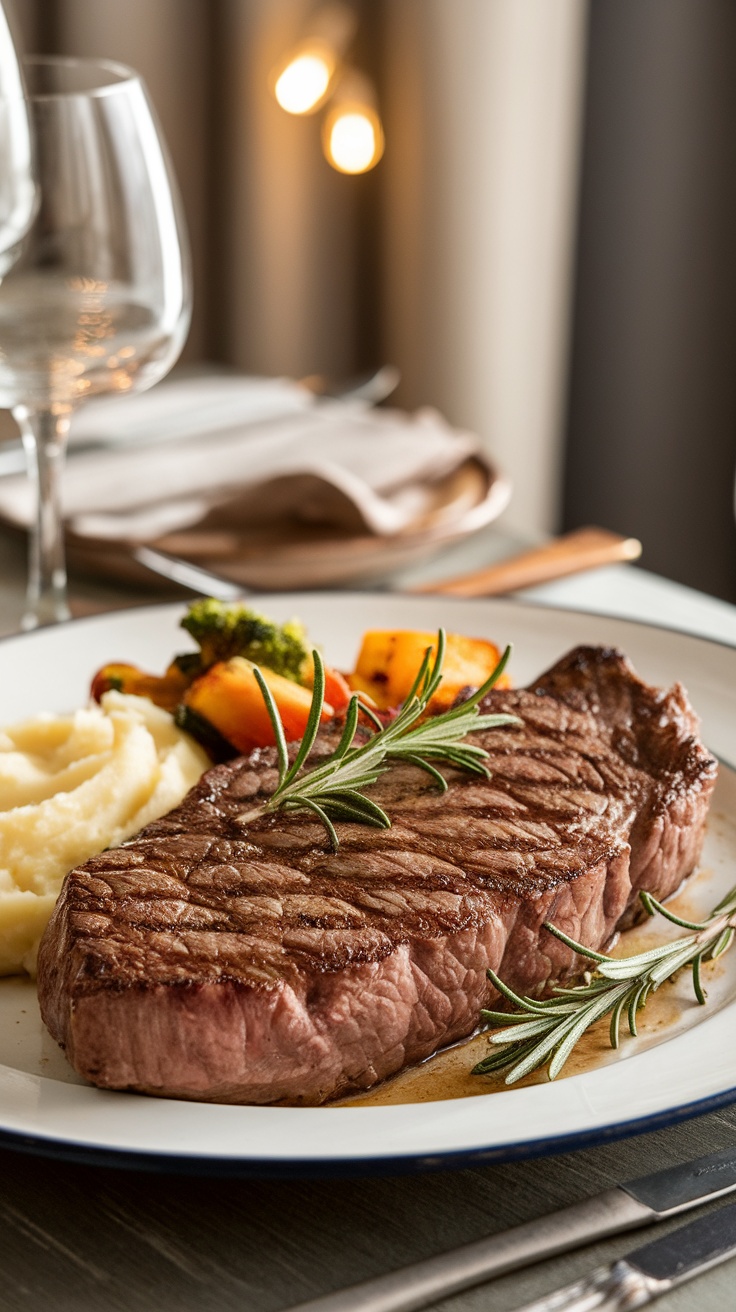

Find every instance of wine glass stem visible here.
[15,407,71,629]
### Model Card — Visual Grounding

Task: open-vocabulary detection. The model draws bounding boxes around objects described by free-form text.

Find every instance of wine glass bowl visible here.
[0,56,191,627]
[0,3,36,277]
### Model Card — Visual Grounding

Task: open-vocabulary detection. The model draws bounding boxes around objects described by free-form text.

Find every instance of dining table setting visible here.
[0,17,735,1312]
[0,500,735,1312]
[0,352,734,1312]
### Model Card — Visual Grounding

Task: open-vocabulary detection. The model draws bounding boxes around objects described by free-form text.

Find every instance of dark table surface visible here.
[2,1108,735,1312]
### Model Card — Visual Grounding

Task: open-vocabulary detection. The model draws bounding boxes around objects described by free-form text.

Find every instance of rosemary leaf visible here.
[609,991,628,1049]
[713,926,735,958]
[692,953,706,1005]
[548,988,623,1080]
[330,695,361,763]
[295,797,338,850]
[279,650,327,788]
[473,880,736,1085]
[252,666,289,784]
[399,754,449,792]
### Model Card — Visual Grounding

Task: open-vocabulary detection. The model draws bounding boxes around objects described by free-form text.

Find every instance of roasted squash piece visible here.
[348,630,511,711]
[182,657,335,754]
[90,662,191,713]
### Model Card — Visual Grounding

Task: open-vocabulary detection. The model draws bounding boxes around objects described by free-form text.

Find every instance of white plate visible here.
[0,594,735,1175]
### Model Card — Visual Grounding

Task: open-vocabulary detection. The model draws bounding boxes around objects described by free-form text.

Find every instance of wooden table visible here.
[0,522,734,1312]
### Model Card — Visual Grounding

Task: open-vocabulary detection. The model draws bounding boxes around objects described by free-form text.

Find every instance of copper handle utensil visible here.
[414,526,642,597]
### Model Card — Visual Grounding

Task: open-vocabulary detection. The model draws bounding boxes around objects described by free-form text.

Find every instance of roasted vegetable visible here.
[90,662,191,713]
[348,630,511,711]
[90,600,326,757]
[91,611,509,764]
[172,705,240,763]
[302,658,352,715]
[178,599,309,682]
[181,657,335,754]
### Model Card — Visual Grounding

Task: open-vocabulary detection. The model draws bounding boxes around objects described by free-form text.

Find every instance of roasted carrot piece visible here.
[348,630,511,711]
[90,662,191,713]
[301,658,352,715]
[324,669,352,714]
[182,657,335,753]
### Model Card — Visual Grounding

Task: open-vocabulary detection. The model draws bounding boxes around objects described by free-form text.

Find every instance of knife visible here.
[132,546,246,599]
[281,1146,736,1312]
[516,1197,736,1310]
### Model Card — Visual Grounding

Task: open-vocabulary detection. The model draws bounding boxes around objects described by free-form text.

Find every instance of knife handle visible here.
[514,1259,661,1311]
[414,527,642,598]
[283,1190,652,1312]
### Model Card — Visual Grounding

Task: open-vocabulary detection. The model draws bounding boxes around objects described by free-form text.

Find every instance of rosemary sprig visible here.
[238,629,519,848]
[472,882,736,1085]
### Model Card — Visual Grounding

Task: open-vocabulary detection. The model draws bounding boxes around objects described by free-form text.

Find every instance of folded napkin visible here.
[0,375,481,543]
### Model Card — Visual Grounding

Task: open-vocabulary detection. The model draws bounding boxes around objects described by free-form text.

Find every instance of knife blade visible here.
[132,546,247,599]
[516,1198,736,1310]
[281,1146,736,1312]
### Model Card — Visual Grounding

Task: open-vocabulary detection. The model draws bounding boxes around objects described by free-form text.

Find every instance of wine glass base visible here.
[21,586,71,630]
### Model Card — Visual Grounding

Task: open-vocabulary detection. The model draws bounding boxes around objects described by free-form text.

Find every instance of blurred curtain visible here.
[563,0,736,601]
[381,1,586,535]
[9,0,587,538]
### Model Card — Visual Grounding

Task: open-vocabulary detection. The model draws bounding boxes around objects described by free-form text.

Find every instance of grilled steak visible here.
[37,646,717,1104]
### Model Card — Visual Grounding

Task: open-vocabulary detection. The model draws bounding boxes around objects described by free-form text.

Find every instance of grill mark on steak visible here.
[37,646,718,1105]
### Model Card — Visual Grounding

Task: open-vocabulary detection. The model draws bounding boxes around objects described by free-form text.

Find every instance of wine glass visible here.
[0,56,191,628]
[0,2,36,276]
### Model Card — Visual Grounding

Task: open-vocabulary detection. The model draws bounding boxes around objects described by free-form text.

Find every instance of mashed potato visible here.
[0,692,209,976]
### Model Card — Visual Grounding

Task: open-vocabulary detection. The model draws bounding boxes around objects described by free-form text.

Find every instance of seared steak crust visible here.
[37,646,718,1104]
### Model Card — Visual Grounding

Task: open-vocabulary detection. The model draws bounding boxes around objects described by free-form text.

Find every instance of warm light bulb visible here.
[274,50,333,115]
[324,106,384,174]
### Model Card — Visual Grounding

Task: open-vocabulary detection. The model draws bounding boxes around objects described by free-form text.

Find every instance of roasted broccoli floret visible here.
[178,599,310,683]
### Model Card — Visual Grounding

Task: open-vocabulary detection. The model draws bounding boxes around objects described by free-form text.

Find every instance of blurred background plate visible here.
[64,454,510,591]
